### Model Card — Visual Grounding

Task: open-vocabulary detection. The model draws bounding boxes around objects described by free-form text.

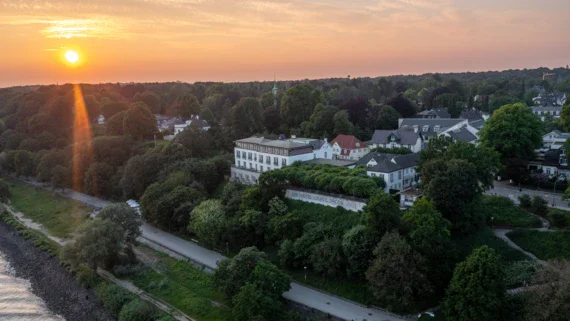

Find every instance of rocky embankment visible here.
[0,221,116,321]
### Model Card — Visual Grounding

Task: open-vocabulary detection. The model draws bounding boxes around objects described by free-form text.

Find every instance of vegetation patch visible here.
[507,229,570,260]
[453,228,530,264]
[285,199,362,232]
[6,178,91,238]
[546,207,570,229]
[480,196,542,228]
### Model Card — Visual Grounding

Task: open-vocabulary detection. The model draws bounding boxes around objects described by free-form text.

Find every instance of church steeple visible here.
[272,76,278,106]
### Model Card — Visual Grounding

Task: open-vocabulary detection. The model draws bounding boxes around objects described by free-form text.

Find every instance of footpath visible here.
[13,177,413,321]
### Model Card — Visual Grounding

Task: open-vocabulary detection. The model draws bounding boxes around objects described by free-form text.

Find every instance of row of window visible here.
[236,151,287,166]
[236,143,289,156]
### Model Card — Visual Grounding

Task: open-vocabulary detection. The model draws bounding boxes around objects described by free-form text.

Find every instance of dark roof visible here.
[532,106,562,112]
[187,115,210,128]
[370,129,421,145]
[444,126,478,143]
[355,152,420,173]
[543,149,563,167]
[398,118,466,138]
[416,108,451,119]
[306,159,356,167]
[460,109,484,122]
[469,119,485,130]
[236,137,311,150]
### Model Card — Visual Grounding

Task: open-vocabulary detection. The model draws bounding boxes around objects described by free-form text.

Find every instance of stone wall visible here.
[285,188,366,212]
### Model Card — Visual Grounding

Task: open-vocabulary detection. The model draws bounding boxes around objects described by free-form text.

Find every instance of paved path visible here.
[487,180,570,210]
[492,229,547,265]
[13,177,411,321]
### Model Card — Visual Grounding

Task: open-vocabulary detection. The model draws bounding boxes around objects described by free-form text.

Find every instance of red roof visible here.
[330,135,367,156]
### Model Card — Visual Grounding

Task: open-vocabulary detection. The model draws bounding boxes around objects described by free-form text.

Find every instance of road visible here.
[486,180,570,210]
[14,177,412,321]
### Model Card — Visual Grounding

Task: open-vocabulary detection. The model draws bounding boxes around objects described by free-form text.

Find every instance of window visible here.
[248,152,252,160]
[390,173,394,183]
[398,170,401,180]
[434,125,441,132]
[274,157,278,166]
[259,155,263,163]
[266,156,270,165]
[260,166,264,172]
[282,158,286,166]
[324,152,327,158]
[236,151,241,159]
[422,125,429,132]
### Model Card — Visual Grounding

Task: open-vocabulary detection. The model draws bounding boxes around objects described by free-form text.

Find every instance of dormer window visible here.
[413,125,419,133]
[422,125,429,132]
[356,142,360,147]
[390,135,396,141]
[434,125,441,132]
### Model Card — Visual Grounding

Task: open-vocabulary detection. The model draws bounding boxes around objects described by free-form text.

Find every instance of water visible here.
[0,251,64,321]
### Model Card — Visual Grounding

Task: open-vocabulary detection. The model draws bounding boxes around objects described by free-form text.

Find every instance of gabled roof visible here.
[330,135,367,150]
[355,152,420,173]
[460,109,484,122]
[398,118,466,138]
[469,119,485,130]
[370,129,421,145]
[187,115,210,128]
[444,126,478,143]
[417,108,451,119]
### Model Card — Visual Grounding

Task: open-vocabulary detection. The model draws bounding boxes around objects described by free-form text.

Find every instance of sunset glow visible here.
[65,50,79,64]
[0,0,569,86]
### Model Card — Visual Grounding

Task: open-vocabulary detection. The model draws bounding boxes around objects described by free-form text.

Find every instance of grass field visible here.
[285,199,363,232]
[6,178,92,238]
[453,228,530,263]
[481,196,542,228]
[507,229,570,260]
[128,249,231,321]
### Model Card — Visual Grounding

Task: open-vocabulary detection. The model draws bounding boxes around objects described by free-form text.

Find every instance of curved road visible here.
[16,177,412,321]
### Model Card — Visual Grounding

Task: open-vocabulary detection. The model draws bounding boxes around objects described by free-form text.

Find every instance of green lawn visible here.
[453,228,530,264]
[546,207,570,229]
[507,229,570,260]
[481,196,542,228]
[285,199,362,233]
[6,178,92,238]
[128,250,231,321]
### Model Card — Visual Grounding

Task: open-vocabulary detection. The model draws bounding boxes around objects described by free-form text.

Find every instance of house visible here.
[416,108,451,119]
[231,136,333,184]
[529,149,570,179]
[533,93,567,107]
[97,114,105,125]
[532,106,562,120]
[460,109,484,122]
[330,135,370,161]
[354,152,420,192]
[174,115,210,134]
[400,187,422,208]
[536,130,570,158]
[156,115,184,132]
[398,118,479,146]
[366,129,423,153]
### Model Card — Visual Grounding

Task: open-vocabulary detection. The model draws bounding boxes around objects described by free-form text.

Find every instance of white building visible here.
[367,129,423,153]
[231,136,333,184]
[174,115,210,134]
[97,114,105,125]
[532,106,562,121]
[398,118,479,147]
[354,152,420,192]
[330,135,369,161]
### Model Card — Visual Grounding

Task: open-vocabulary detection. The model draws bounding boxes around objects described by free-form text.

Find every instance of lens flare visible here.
[72,84,92,191]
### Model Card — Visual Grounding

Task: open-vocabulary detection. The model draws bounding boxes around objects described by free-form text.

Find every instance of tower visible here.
[272,77,278,107]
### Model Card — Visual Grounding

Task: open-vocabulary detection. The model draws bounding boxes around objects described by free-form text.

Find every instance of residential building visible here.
[97,114,105,125]
[400,187,422,208]
[156,115,184,132]
[533,92,567,107]
[416,108,451,119]
[366,129,423,153]
[529,149,570,179]
[460,109,487,130]
[330,135,370,160]
[532,106,562,120]
[536,130,570,158]
[354,152,420,192]
[398,118,479,146]
[231,136,333,184]
[174,115,210,134]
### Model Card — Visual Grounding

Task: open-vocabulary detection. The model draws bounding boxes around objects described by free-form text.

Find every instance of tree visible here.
[84,162,116,198]
[188,199,227,248]
[50,165,69,192]
[36,149,65,183]
[525,260,570,321]
[310,238,346,277]
[232,283,283,321]
[362,193,401,240]
[173,125,215,158]
[280,84,323,128]
[339,97,374,129]
[214,246,266,298]
[312,105,338,138]
[123,102,157,140]
[61,218,126,272]
[0,179,11,202]
[100,101,129,119]
[105,111,127,136]
[120,154,165,199]
[365,231,432,310]
[342,225,375,278]
[443,246,505,321]
[479,103,542,161]
[98,204,142,245]
[332,110,354,136]
[118,299,157,321]
[263,106,282,134]
[172,93,200,119]
[133,91,161,114]
[14,150,34,178]
[232,97,264,137]
[376,105,401,130]
[386,93,417,118]
[248,260,291,299]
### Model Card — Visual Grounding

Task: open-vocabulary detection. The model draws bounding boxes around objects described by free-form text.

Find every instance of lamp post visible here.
[552,175,559,207]
[304,266,307,282]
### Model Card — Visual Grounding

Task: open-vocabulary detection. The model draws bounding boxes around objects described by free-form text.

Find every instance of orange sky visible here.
[1,0,569,87]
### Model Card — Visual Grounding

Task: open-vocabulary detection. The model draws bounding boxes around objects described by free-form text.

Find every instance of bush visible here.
[507,230,570,260]
[518,194,532,209]
[118,299,157,321]
[503,260,539,288]
[96,283,135,316]
[550,212,568,228]
[113,263,149,278]
[480,196,542,228]
[76,265,98,288]
[0,179,11,202]
[531,196,548,217]
[278,239,295,267]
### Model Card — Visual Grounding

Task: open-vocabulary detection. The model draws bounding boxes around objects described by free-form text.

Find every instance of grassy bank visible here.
[481,196,542,228]
[6,178,91,238]
[126,249,232,321]
[546,207,570,229]
[507,229,570,260]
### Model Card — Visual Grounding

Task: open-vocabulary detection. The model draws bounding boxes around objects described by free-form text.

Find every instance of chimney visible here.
[196,115,199,120]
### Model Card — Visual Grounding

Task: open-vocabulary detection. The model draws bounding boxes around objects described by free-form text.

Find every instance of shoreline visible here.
[0,221,116,321]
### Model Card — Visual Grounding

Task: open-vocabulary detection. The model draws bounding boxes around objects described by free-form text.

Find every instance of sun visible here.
[65,50,80,64]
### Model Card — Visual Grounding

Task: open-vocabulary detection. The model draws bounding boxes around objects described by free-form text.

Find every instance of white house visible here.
[398,118,480,146]
[367,129,423,153]
[532,106,562,121]
[174,115,210,134]
[97,114,105,125]
[330,135,369,161]
[354,152,420,192]
[231,136,333,184]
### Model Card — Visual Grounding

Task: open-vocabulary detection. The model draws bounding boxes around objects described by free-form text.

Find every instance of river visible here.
[0,251,64,321]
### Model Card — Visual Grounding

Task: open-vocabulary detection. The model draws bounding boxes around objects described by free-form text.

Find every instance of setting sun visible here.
[65,50,79,64]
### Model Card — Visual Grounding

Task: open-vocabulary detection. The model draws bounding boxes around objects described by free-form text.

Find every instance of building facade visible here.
[174,115,210,134]
[330,135,369,160]
[398,118,479,146]
[354,152,420,192]
[231,136,333,184]
[367,129,423,153]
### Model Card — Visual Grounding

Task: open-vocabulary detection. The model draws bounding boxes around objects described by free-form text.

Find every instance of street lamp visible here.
[304,266,307,282]
[491,216,494,228]
[552,175,559,207]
